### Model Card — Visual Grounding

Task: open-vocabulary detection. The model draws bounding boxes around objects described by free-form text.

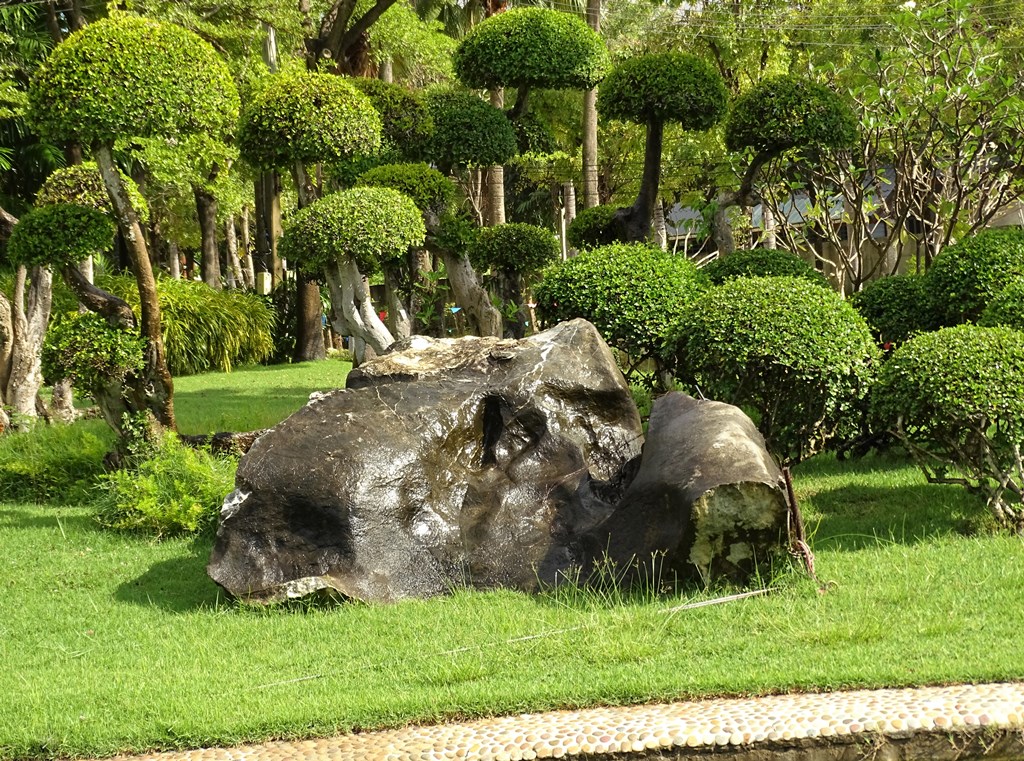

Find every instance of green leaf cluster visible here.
[350,77,433,159]
[667,276,878,464]
[238,70,382,169]
[356,162,456,217]
[35,162,149,223]
[725,75,857,154]
[453,8,609,91]
[850,274,933,345]
[535,243,707,360]
[468,223,559,274]
[566,204,626,250]
[29,14,240,146]
[980,279,1024,332]
[598,52,728,129]
[279,187,425,275]
[425,91,517,170]
[925,228,1024,326]
[703,248,830,288]
[7,204,115,268]
[42,310,145,396]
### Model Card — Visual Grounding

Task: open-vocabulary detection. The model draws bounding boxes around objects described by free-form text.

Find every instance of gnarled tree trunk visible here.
[438,251,502,338]
[7,266,53,424]
[323,258,395,359]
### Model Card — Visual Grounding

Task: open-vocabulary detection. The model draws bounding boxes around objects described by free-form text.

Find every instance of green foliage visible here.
[0,420,113,505]
[535,243,707,361]
[425,91,518,170]
[356,162,456,217]
[724,75,858,154]
[566,204,626,249]
[703,248,830,288]
[598,52,728,130]
[350,77,433,159]
[99,275,276,376]
[29,14,239,146]
[279,187,425,275]
[468,223,559,274]
[850,274,933,345]
[871,325,1024,526]
[6,204,114,268]
[432,210,480,258]
[667,276,878,464]
[512,110,558,155]
[453,8,609,91]
[94,433,237,537]
[35,161,149,222]
[979,279,1024,331]
[925,228,1024,326]
[238,70,382,170]
[42,311,145,396]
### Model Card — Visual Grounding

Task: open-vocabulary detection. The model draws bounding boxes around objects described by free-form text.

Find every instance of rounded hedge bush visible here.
[36,162,149,222]
[350,77,433,159]
[979,279,1024,331]
[425,91,518,170]
[30,14,239,145]
[453,8,609,91]
[468,223,560,274]
[667,276,878,464]
[598,52,728,130]
[850,273,932,345]
[42,310,145,396]
[566,204,626,250]
[356,162,456,217]
[535,243,708,361]
[702,248,830,288]
[725,76,857,154]
[279,187,425,275]
[7,204,115,268]
[925,228,1024,326]
[871,324,1024,528]
[238,70,382,169]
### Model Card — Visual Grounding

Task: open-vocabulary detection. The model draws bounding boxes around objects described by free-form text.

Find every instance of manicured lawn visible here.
[0,362,1021,760]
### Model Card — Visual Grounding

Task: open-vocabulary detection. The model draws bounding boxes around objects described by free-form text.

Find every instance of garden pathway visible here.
[99,682,1024,761]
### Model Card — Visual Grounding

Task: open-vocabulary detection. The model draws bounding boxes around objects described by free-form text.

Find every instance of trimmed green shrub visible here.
[279,187,425,276]
[702,248,830,288]
[425,91,518,171]
[667,276,878,464]
[535,243,708,363]
[238,70,382,169]
[29,14,239,146]
[356,162,456,217]
[871,324,1024,530]
[512,111,558,155]
[468,223,559,274]
[6,204,115,268]
[350,77,433,158]
[566,204,626,250]
[94,433,237,536]
[725,76,857,154]
[850,274,932,345]
[0,420,113,505]
[42,311,145,396]
[980,279,1024,331]
[453,8,609,91]
[36,161,149,222]
[925,228,1024,326]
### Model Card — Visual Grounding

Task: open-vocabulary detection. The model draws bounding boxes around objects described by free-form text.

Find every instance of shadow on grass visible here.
[173,386,333,435]
[0,506,98,532]
[114,536,223,613]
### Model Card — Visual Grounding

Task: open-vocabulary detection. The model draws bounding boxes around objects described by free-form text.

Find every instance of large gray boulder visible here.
[207,320,644,603]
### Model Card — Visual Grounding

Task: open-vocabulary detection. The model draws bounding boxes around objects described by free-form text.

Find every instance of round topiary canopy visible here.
[425,91,518,170]
[36,162,150,223]
[598,52,728,129]
[29,13,239,146]
[356,163,456,217]
[239,70,382,170]
[453,8,609,92]
[468,223,560,274]
[7,204,116,269]
[350,78,433,159]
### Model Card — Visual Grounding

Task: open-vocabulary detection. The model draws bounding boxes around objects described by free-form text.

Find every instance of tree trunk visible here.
[496,269,526,339]
[438,250,503,338]
[168,240,181,280]
[94,143,176,432]
[195,187,222,290]
[652,197,667,251]
[323,259,395,355]
[226,216,243,289]
[486,89,506,226]
[291,160,327,362]
[240,208,256,289]
[582,0,601,209]
[616,118,665,242]
[713,190,738,256]
[409,247,435,334]
[383,265,412,341]
[6,266,53,424]
[0,293,13,410]
[254,172,284,286]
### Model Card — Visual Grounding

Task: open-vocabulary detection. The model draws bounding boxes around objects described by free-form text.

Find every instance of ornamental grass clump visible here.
[871,324,1024,532]
[702,248,830,288]
[666,276,878,465]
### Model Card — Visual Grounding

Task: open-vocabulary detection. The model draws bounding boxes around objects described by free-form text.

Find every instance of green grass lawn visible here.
[1,362,1022,760]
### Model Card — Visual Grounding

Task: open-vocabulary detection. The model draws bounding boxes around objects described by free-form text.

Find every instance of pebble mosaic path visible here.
[103,682,1024,761]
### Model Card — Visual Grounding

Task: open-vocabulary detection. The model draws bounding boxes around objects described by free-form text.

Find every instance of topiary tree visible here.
[924,227,1024,327]
[979,279,1024,332]
[566,204,626,250]
[278,187,425,359]
[666,276,878,464]
[467,223,560,338]
[871,324,1024,531]
[425,90,518,175]
[703,248,830,288]
[350,78,433,160]
[598,52,728,242]
[535,243,708,380]
[36,162,149,221]
[850,273,933,346]
[29,13,241,438]
[716,76,857,255]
